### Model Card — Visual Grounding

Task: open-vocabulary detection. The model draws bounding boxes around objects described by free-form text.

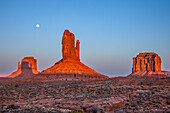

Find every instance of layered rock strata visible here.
[130,52,167,77]
[8,56,39,78]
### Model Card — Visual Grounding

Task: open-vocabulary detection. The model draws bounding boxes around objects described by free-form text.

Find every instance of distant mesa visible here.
[8,56,39,78]
[129,52,167,77]
[40,30,108,79]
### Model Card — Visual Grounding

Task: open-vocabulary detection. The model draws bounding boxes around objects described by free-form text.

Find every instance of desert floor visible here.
[0,77,169,113]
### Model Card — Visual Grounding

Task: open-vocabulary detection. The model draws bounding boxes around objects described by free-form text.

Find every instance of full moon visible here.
[36,24,40,28]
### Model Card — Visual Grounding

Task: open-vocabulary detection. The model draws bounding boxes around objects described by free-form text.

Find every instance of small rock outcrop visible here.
[8,56,39,78]
[130,52,167,77]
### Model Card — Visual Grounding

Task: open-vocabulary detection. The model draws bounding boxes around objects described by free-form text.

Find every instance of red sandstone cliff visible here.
[129,52,167,77]
[62,30,80,61]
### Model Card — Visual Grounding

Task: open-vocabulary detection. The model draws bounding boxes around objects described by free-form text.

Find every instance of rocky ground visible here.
[0,77,169,113]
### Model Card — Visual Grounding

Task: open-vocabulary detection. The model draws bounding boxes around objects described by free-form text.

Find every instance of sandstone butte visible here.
[39,30,108,79]
[8,56,39,78]
[129,52,167,77]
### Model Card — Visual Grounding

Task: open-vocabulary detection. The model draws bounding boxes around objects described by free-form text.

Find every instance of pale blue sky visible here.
[0,0,170,76]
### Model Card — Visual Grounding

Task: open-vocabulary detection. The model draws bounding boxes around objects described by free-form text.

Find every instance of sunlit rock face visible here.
[130,52,167,77]
[8,56,39,78]
[41,30,108,79]
[62,30,80,61]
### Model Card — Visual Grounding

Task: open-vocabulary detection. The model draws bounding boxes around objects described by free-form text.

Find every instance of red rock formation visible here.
[8,56,39,78]
[62,30,80,61]
[41,30,108,80]
[130,52,167,77]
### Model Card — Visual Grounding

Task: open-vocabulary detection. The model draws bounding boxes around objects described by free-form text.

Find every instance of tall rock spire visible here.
[62,30,80,61]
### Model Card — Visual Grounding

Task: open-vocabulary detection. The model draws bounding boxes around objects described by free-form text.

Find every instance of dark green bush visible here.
[7,104,20,109]
[15,84,19,87]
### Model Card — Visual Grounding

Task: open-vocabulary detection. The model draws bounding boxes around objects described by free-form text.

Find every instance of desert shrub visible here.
[7,104,20,109]
[71,109,84,113]
[89,106,101,113]
[82,107,87,112]
[166,100,170,104]
[15,84,19,87]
